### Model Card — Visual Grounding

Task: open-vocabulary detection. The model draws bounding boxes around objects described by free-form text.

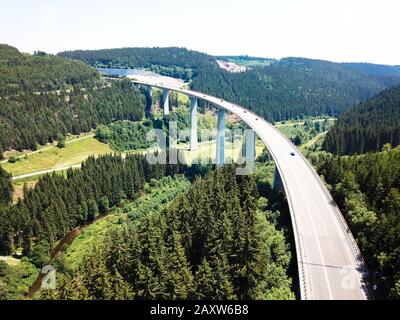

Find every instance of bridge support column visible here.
[216,108,226,166]
[190,97,198,151]
[162,89,170,116]
[145,85,153,114]
[244,129,256,172]
[273,166,284,192]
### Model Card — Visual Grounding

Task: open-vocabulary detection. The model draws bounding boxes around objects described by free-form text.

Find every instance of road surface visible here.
[132,79,370,300]
[12,164,82,181]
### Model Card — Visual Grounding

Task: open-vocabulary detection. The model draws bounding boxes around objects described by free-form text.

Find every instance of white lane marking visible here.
[301,159,366,298]
[285,149,334,299]
[231,104,331,299]
[133,80,366,300]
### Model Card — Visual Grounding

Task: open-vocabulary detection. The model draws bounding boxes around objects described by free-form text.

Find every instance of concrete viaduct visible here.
[133,79,370,300]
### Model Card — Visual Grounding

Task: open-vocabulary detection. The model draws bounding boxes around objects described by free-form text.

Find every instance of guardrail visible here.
[266,118,371,299]
[131,79,369,299]
[260,134,309,300]
[287,139,372,299]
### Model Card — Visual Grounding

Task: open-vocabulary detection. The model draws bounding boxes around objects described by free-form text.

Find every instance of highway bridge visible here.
[131,79,370,300]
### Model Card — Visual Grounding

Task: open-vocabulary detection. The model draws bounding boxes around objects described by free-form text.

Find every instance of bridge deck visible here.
[131,79,369,300]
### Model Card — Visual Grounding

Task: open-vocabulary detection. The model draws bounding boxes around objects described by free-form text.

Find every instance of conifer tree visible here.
[164,230,194,299]
[194,258,215,299]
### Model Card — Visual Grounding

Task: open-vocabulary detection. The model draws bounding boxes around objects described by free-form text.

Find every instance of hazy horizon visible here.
[1,0,400,65]
[2,43,399,67]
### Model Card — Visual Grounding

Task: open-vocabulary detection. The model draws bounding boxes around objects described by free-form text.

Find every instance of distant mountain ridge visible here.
[343,62,400,77]
[59,47,400,121]
[191,56,400,120]
[59,47,216,81]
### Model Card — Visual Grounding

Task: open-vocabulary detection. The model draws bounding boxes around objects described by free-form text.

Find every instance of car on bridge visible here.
[130,79,369,300]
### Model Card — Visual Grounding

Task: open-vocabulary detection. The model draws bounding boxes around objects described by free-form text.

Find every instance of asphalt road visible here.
[132,79,369,300]
[12,164,82,180]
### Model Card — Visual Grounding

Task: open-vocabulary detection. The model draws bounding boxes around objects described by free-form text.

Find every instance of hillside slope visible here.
[59,47,217,81]
[59,47,400,121]
[0,45,144,155]
[0,44,99,95]
[315,147,400,298]
[192,57,400,120]
[323,85,400,155]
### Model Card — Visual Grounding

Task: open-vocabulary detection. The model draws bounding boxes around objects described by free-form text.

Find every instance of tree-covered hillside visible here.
[0,167,12,206]
[0,154,183,255]
[323,85,400,155]
[191,57,400,121]
[0,80,144,154]
[59,47,217,81]
[41,166,294,300]
[0,45,146,155]
[59,47,400,121]
[313,147,400,299]
[343,62,400,87]
[0,44,99,95]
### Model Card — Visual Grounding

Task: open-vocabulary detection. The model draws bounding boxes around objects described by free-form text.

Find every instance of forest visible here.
[95,120,152,151]
[312,146,400,299]
[323,84,400,155]
[39,166,294,300]
[59,47,400,121]
[0,154,295,300]
[0,153,187,256]
[0,79,144,155]
[314,71,400,299]
[1,44,400,301]
[0,167,12,206]
[0,45,146,156]
[0,45,99,95]
[191,57,400,121]
[58,47,217,81]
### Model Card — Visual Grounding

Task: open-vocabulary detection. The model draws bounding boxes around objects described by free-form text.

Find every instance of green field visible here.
[1,117,328,184]
[222,57,275,68]
[2,135,112,178]
[2,131,263,196]
[163,139,264,165]
[275,117,336,144]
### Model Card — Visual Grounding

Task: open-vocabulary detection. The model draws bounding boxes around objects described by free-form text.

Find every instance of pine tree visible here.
[209,245,236,300]
[87,199,99,221]
[164,230,194,299]
[106,269,134,300]
[194,258,215,299]
[59,274,92,300]
[135,214,169,299]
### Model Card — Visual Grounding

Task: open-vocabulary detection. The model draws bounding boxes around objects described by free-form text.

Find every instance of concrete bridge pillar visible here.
[190,97,198,151]
[162,89,170,116]
[244,129,256,170]
[273,166,284,192]
[216,108,226,166]
[145,85,153,114]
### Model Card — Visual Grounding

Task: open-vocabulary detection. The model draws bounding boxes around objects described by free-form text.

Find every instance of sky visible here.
[1,0,400,65]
